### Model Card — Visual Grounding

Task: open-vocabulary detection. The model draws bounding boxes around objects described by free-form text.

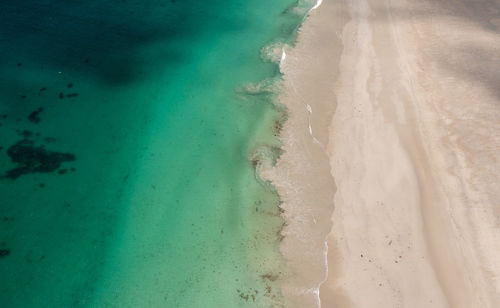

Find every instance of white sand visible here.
[270,0,500,307]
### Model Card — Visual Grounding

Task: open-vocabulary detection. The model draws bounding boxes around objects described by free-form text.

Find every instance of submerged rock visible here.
[3,139,76,179]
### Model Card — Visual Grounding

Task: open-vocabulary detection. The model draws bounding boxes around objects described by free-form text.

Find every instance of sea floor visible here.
[0,0,312,306]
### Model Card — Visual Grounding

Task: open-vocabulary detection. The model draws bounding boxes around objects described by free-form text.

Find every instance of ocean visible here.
[0,0,311,306]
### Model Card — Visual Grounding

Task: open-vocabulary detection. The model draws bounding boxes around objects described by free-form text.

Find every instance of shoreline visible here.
[271,0,500,307]
[263,1,345,306]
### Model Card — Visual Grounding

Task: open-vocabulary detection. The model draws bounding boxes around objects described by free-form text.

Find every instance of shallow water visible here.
[0,0,309,306]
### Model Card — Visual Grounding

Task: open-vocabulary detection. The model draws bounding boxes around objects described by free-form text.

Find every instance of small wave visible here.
[261,42,289,64]
[250,144,284,174]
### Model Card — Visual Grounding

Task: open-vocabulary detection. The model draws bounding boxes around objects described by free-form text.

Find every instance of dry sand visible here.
[268,0,500,307]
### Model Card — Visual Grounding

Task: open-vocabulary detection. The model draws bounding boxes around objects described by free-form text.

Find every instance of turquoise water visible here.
[0,0,310,306]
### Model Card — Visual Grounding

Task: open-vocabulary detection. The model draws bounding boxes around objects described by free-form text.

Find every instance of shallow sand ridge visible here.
[273,0,500,307]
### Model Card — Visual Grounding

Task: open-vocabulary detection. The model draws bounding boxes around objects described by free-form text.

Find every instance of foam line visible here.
[280,48,287,66]
[312,0,323,10]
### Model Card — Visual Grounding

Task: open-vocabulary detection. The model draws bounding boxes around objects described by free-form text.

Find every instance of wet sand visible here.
[269,0,500,307]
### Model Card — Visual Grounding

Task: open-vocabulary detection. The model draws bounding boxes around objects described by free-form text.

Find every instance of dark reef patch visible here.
[2,139,75,179]
[43,137,56,143]
[0,249,11,258]
[28,107,43,123]
[17,129,33,138]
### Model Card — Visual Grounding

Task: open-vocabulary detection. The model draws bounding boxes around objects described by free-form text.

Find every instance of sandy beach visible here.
[269,0,500,306]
